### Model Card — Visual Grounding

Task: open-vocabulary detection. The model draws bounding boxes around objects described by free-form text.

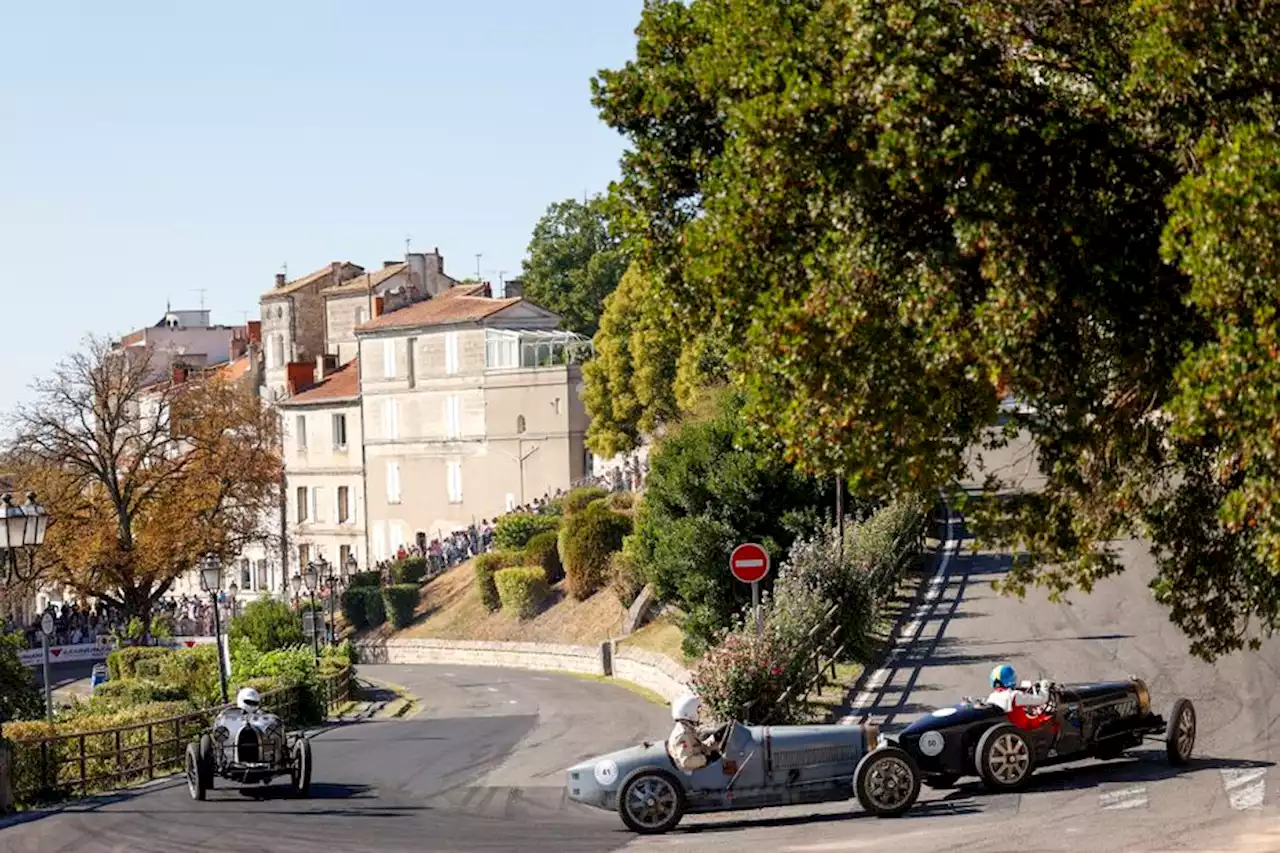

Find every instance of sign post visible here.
[40,612,54,721]
[730,543,771,638]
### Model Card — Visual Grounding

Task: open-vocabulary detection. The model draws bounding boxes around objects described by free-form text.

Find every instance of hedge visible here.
[523,530,564,584]
[86,679,190,712]
[392,556,428,585]
[606,491,635,511]
[107,646,174,681]
[559,502,633,600]
[341,586,386,629]
[474,551,522,612]
[383,584,420,629]
[562,485,609,515]
[494,513,560,550]
[348,570,382,588]
[495,566,550,620]
[609,549,646,607]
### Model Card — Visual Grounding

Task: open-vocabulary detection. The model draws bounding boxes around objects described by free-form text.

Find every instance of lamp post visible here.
[2,493,51,721]
[302,560,320,662]
[198,554,229,705]
[325,554,351,647]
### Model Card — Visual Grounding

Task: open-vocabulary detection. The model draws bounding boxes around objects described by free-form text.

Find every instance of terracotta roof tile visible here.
[356,285,519,332]
[211,355,252,383]
[322,263,408,297]
[280,359,360,406]
[261,262,363,300]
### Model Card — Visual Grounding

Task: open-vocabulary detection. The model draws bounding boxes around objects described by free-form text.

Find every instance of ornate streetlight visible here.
[325,554,352,647]
[198,554,229,705]
[0,492,49,587]
[302,559,320,662]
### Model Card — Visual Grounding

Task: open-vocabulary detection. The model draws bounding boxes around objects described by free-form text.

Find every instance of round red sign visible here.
[730,542,771,584]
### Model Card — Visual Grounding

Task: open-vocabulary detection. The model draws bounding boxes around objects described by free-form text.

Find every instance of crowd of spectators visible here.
[2,601,125,650]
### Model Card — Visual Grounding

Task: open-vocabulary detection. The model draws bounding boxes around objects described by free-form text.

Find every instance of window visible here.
[445,331,460,375]
[240,559,251,589]
[390,522,405,553]
[384,399,399,440]
[295,415,307,450]
[445,395,461,438]
[407,337,417,388]
[337,486,350,523]
[255,560,268,591]
[354,307,366,326]
[484,330,518,369]
[338,544,351,571]
[332,413,347,448]
[382,339,397,378]
[296,486,309,522]
[516,414,526,434]
[297,544,310,572]
[310,487,321,522]
[447,459,463,504]
[386,460,401,504]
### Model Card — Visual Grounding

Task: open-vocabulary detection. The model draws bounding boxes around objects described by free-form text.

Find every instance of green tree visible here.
[0,633,42,722]
[594,0,1280,659]
[229,597,304,652]
[521,196,628,336]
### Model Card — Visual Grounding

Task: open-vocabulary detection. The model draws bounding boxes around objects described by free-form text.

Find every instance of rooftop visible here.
[322,262,407,297]
[279,358,360,406]
[211,354,253,384]
[261,262,364,299]
[356,283,521,332]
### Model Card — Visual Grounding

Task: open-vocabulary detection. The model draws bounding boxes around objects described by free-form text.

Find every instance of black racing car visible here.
[887,677,1195,792]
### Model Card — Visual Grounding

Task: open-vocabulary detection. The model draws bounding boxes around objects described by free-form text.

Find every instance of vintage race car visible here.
[566,719,923,834]
[890,677,1195,792]
[185,704,312,800]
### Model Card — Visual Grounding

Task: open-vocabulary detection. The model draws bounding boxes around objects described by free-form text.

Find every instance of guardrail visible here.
[5,667,352,807]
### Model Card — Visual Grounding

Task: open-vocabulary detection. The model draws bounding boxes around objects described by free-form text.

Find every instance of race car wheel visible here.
[855,747,921,817]
[617,769,686,834]
[185,743,207,801]
[977,724,1036,792]
[1165,698,1196,766]
[291,738,312,797]
[922,773,960,790]
[198,733,215,790]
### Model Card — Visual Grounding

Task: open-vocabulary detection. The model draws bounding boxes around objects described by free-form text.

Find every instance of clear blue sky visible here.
[0,1,643,408]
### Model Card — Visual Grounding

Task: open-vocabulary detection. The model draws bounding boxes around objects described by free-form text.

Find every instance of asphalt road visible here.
[5,435,1280,852]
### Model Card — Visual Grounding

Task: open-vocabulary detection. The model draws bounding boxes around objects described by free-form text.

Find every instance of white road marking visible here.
[1100,785,1148,810]
[486,686,499,693]
[1221,768,1267,810]
[840,509,961,724]
[508,699,518,705]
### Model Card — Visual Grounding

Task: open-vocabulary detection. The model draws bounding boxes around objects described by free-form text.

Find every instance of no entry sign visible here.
[730,543,770,584]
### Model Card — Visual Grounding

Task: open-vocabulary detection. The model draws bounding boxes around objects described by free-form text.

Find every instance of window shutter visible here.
[309,487,319,522]
[334,487,341,524]
[445,332,459,375]
[383,339,396,378]
[387,461,401,504]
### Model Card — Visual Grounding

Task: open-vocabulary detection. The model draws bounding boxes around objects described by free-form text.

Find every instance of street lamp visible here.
[302,560,320,662]
[325,554,351,647]
[198,554,229,705]
[0,492,48,586]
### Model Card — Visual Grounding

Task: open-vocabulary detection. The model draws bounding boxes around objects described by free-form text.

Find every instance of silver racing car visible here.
[185,687,313,800]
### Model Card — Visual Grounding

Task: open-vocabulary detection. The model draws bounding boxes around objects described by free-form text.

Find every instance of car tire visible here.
[922,773,960,790]
[185,743,207,802]
[1165,698,1196,766]
[855,747,921,817]
[976,724,1036,792]
[617,769,686,834]
[198,733,215,790]
[291,738,312,797]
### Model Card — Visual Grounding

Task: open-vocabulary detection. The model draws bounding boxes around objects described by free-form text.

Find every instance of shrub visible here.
[494,567,550,620]
[341,586,385,630]
[155,644,222,708]
[383,584,420,629]
[474,551,522,612]
[494,512,560,550]
[559,502,633,600]
[150,615,174,640]
[606,491,635,511]
[690,626,805,725]
[609,548,646,607]
[108,646,173,681]
[562,485,609,515]
[85,679,190,712]
[348,570,382,588]
[0,633,42,722]
[392,556,428,585]
[229,597,305,652]
[523,530,564,583]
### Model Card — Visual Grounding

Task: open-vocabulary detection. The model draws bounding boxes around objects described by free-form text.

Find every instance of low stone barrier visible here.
[354,637,693,703]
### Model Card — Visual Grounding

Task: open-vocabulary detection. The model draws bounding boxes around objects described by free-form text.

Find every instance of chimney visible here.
[275,272,287,288]
[315,354,326,382]
[504,278,524,299]
[373,296,385,317]
[171,364,188,385]
[330,261,343,285]
[384,260,398,268]
[246,320,262,344]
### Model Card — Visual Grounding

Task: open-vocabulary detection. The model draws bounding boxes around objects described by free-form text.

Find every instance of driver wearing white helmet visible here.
[235,687,262,713]
[666,693,717,772]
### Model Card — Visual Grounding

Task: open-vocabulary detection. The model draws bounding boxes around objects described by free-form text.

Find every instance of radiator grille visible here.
[771,744,856,770]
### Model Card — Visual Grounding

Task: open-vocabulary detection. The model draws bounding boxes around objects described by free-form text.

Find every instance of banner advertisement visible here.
[18,635,214,667]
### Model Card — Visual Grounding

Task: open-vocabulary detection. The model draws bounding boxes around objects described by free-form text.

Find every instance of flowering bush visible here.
[690,626,806,724]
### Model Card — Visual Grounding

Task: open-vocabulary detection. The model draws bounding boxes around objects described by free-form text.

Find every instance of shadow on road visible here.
[1009,752,1274,796]
[671,799,981,835]
[237,782,376,801]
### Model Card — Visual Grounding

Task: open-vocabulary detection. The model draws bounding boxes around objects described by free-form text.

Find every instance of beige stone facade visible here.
[260,261,364,400]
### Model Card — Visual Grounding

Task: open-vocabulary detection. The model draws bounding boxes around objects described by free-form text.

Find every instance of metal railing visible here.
[6,666,352,806]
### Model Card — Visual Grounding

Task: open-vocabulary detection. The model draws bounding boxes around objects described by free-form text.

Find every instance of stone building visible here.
[260,262,364,401]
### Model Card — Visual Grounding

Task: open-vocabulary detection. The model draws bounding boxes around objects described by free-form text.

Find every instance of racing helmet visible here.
[236,687,262,712]
[991,664,1017,689]
[671,693,702,723]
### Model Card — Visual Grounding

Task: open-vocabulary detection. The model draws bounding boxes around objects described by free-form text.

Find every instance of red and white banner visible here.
[18,636,116,668]
[156,636,217,650]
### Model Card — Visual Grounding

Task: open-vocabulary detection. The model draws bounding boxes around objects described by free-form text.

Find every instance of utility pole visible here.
[475,254,482,281]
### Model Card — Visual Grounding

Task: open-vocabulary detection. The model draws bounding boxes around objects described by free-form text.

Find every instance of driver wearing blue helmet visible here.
[986,664,1052,713]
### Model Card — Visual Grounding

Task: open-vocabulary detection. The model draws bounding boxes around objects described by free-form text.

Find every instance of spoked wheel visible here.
[617,770,685,834]
[291,738,312,797]
[977,724,1036,792]
[1166,698,1196,766]
[198,733,215,790]
[855,747,921,817]
[186,743,207,801]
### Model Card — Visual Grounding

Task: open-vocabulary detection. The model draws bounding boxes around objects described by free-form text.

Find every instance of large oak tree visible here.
[592,0,1280,658]
[6,338,281,635]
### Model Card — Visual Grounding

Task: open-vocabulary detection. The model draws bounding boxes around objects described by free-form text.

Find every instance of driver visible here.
[235,687,262,714]
[987,664,1057,732]
[667,693,717,772]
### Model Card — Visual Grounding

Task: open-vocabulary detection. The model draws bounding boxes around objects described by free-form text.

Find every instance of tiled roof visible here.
[356,284,519,332]
[279,359,360,406]
[261,262,363,299]
[211,355,252,383]
[322,263,407,297]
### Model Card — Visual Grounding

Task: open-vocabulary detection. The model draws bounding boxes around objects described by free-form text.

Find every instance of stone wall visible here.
[611,645,693,702]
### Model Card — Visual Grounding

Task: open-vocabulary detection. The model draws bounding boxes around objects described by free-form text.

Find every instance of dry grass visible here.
[619,613,691,664]
[395,558,629,645]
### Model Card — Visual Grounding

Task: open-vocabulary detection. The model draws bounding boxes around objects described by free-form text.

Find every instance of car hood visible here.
[568,740,668,778]
[898,702,1004,735]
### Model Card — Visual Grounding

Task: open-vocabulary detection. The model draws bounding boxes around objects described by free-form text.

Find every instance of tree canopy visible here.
[521,196,628,336]
[6,339,281,633]
[593,0,1280,659]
